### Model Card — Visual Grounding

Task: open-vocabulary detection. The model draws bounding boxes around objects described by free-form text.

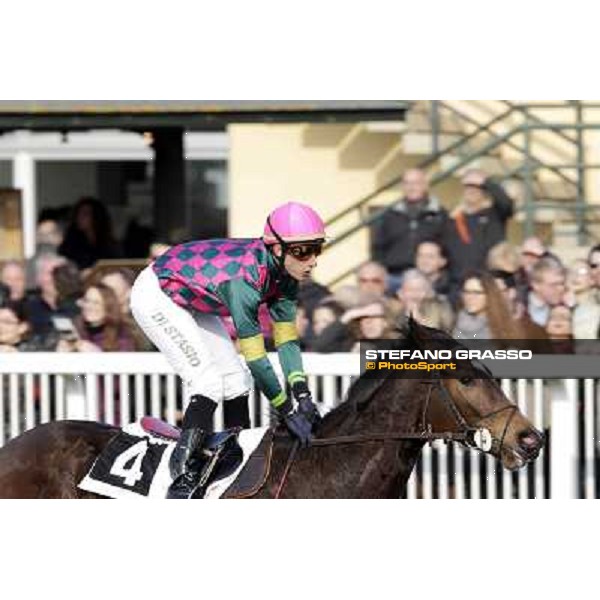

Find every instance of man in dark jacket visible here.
[443,169,514,298]
[372,169,447,291]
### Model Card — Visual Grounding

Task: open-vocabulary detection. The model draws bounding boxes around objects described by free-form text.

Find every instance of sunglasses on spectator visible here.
[359,277,385,284]
[287,244,323,261]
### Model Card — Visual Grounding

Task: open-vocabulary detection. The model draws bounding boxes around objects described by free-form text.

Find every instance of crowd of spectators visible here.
[297,168,600,354]
[2,173,600,355]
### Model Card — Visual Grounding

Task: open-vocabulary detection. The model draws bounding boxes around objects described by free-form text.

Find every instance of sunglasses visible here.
[287,244,323,261]
[359,277,385,284]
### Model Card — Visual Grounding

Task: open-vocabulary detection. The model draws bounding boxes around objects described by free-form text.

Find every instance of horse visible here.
[0,319,544,498]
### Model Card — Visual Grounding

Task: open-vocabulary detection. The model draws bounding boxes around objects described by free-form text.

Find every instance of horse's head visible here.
[404,318,544,470]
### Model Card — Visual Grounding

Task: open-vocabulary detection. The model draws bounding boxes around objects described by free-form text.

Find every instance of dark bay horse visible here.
[0,320,544,498]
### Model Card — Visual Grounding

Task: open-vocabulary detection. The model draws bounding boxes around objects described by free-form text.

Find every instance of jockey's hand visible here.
[284,410,313,447]
[277,399,313,447]
[291,380,322,429]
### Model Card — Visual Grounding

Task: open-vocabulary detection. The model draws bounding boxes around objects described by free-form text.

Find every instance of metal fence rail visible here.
[0,353,590,498]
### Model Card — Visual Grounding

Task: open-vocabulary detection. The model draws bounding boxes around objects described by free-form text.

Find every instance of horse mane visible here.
[316,317,487,436]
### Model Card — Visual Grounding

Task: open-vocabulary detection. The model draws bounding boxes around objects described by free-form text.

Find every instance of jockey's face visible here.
[272,243,319,281]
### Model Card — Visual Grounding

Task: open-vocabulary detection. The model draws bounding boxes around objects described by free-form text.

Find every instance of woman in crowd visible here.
[0,302,55,352]
[453,270,545,343]
[59,197,119,270]
[58,283,136,352]
[545,304,575,353]
[100,267,152,350]
[564,259,600,340]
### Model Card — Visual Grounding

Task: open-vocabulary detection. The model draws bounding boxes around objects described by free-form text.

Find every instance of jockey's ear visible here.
[271,243,283,258]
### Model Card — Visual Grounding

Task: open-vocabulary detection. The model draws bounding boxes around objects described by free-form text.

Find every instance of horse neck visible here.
[320,377,427,438]
[287,378,427,498]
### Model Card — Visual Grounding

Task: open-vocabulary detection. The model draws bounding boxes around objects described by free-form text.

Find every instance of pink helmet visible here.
[263,201,326,245]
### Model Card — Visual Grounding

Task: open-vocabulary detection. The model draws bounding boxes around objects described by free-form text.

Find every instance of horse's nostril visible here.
[519,430,543,452]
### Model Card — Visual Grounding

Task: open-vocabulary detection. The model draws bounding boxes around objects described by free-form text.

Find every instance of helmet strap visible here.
[266,215,289,271]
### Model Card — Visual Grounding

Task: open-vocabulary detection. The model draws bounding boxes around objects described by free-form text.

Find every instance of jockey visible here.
[129,201,325,499]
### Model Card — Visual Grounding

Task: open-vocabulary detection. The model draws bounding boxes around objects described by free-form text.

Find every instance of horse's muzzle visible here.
[516,428,545,462]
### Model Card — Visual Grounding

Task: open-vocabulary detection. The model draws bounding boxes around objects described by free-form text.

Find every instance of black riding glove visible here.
[277,398,313,447]
[291,380,322,429]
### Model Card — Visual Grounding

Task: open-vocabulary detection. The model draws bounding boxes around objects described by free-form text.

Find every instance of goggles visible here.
[286,243,323,261]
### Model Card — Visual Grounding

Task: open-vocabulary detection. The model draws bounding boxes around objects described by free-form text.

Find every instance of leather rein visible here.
[274,374,518,498]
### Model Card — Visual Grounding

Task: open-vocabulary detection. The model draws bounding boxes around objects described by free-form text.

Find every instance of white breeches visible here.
[130,266,252,403]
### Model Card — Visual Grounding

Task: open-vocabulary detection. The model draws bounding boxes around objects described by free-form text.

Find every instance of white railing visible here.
[0,352,587,498]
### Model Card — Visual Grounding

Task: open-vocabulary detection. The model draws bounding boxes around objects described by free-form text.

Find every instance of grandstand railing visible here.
[324,101,600,286]
[0,353,591,499]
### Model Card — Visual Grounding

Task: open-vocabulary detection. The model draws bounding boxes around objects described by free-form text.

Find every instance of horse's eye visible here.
[460,377,474,387]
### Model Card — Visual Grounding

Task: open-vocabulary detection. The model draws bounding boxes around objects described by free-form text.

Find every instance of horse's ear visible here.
[407,314,425,348]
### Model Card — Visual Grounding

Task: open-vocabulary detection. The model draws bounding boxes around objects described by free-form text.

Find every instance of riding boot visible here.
[167,427,208,499]
[223,393,251,430]
[167,394,217,499]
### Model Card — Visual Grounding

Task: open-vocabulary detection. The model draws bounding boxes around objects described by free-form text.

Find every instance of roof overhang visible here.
[0,101,409,131]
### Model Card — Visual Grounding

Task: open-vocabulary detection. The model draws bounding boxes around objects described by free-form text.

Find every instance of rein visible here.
[273,374,519,498]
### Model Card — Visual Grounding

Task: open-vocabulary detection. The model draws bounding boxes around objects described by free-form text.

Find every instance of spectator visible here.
[331,285,361,310]
[453,271,529,341]
[519,237,548,276]
[394,268,454,330]
[566,259,600,340]
[587,244,600,302]
[99,268,136,316]
[25,217,65,288]
[487,241,520,274]
[343,301,396,352]
[59,197,119,270]
[357,261,389,298]
[491,269,548,341]
[36,217,64,251]
[0,260,27,311]
[372,168,447,291]
[545,305,575,353]
[415,241,451,297]
[312,300,345,337]
[58,283,136,352]
[527,258,567,327]
[417,296,455,333]
[295,304,310,349]
[394,269,434,317]
[306,299,352,352]
[25,253,67,338]
[567,259,594,305]
[443,169,514,291]
[0,302,56,352]
[53,261,83,318]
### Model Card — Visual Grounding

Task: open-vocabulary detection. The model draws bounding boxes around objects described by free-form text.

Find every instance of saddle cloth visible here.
[78,421,270,499]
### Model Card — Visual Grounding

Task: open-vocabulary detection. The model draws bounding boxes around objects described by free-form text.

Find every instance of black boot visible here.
[167,427,208,499]
[167,394,217,500]
[224,393,251,430]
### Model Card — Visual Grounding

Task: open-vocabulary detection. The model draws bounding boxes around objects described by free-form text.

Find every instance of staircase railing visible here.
[324,102,600,287]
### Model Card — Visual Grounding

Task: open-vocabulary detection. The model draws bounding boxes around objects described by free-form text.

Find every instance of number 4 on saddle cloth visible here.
[78,417,273,499]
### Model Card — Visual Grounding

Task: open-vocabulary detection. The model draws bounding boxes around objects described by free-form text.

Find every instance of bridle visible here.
[274,371,519,498]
